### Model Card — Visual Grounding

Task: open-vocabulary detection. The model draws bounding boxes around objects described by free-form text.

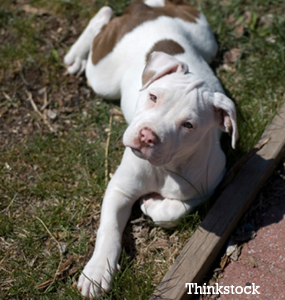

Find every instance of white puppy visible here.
[64,0,238,298]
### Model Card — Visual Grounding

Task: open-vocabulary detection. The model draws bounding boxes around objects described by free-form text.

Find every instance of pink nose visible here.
[139,127,158,146]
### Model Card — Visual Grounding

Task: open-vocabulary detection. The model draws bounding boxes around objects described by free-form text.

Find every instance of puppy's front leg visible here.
[78,182,136,299]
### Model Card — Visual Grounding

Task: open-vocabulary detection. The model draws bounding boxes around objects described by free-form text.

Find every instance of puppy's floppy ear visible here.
[141,51,188,90]
[213,92,238,149]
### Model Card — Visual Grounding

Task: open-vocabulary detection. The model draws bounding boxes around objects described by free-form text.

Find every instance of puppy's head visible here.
[123,52,238,166]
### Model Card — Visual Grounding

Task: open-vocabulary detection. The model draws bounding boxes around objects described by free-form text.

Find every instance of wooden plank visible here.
[150,102,285,300]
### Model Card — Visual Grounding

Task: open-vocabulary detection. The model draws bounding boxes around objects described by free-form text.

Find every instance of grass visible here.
[1,0,285,299]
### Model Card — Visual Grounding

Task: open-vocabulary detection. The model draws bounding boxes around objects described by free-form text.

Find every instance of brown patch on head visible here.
[145,39,185,63]
[92,0,199,65]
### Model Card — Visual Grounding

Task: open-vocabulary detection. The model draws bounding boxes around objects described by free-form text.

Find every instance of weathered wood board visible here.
[150,102,285,300]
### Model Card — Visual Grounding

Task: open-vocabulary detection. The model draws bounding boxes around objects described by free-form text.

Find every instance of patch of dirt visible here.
[0,3,94,147]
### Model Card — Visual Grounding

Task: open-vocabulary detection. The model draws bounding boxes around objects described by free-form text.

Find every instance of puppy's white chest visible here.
[158,173,199,201]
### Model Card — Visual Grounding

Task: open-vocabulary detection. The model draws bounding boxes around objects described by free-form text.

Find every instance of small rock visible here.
[5,163,11,170]
[47,109,57,120]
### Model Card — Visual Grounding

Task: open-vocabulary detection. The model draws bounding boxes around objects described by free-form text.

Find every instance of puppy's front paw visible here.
[77,258,119,299]
[140,198,155,216]
[140,193,163,217]
[140,196,181,228]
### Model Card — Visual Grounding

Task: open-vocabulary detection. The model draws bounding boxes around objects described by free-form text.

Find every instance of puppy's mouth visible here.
[129,145,167,167]
[131,147,144,159]
[128,143,152,159]
[130,146,151,160]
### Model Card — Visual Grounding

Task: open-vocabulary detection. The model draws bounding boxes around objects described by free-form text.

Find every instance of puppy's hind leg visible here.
[64,6,113,75]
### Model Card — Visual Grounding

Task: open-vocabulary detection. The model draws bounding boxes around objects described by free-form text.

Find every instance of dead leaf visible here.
[259,14,274,28]
[110,107,124,122]
[223,48,241,64]
[219,63,236,72]
[110,107,123,117]
[234,24,244,38]
[231,245,242,261]
[247,255,258,268]
[225,240,242,261]
[244,11,252,26]
[227,14,236,24]
[22,5,48,16]
[220,255,228,269]
[0,108,8,118]
[226,241,237,256]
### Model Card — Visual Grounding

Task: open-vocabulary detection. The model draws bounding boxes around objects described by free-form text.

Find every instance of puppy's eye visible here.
[182,122,193,129]
[149,94,157,103]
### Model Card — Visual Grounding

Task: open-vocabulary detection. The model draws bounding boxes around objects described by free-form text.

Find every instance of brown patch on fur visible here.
[145,39,185,63]
[92,0,199,65]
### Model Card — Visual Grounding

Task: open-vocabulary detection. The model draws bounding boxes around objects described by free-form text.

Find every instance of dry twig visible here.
[1,193,17,215]
[36,255,78,290]
[105,115,113,185]
[35,216,63,288]
[25,89,55,133]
